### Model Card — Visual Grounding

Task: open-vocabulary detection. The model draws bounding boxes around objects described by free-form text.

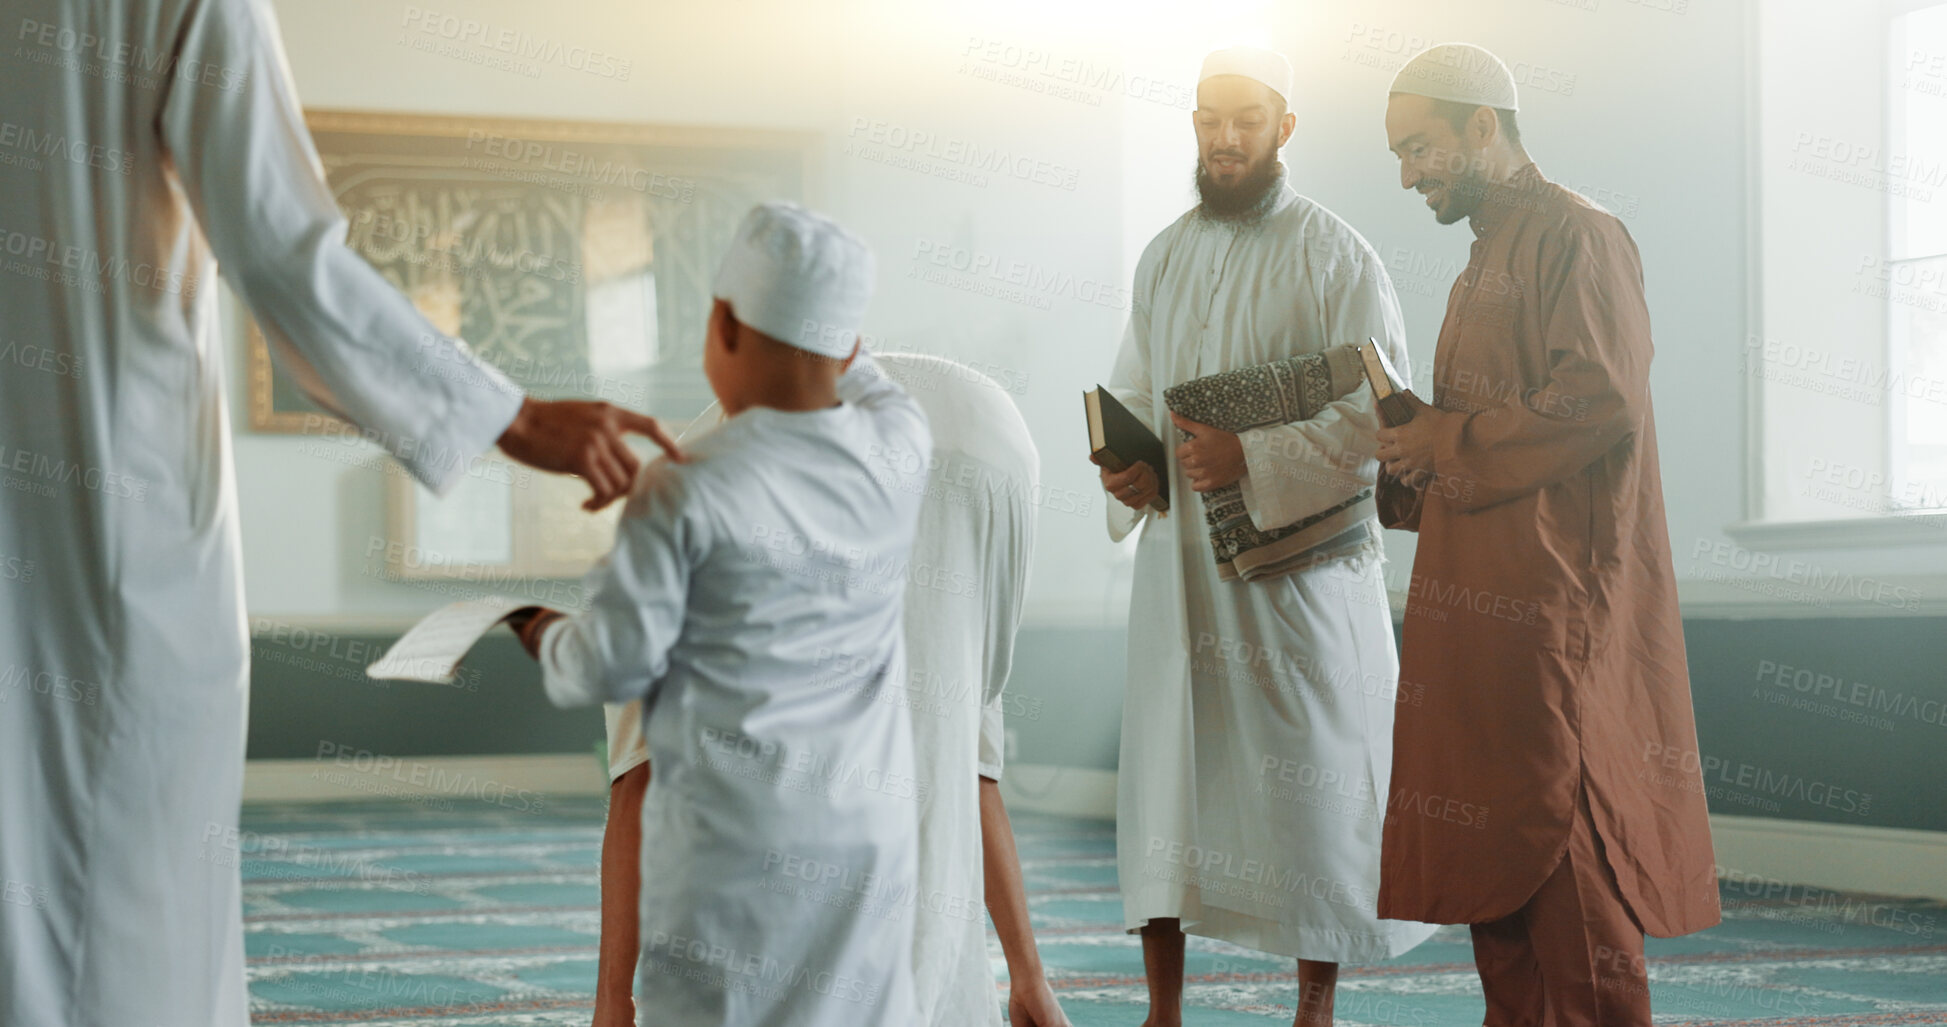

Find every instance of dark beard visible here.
[1195,156,1283,223]
[1431,168,1492,224]
[1422,148,1495,224]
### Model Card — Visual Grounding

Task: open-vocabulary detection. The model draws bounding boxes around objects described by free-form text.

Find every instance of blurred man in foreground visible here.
[0,2,673,1024]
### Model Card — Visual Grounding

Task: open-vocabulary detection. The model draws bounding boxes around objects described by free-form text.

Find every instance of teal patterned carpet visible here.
[239,798,1947,1025]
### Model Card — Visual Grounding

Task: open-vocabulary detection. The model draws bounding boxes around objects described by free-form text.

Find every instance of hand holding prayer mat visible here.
[1163,343,1371,581]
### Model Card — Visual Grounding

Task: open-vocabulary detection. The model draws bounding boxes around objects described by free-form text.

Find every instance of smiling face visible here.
[1193,75,1295,216]
[1385,93,1492,225]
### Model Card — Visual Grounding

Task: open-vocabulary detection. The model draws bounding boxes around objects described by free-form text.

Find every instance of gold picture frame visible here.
[245,107,820,433]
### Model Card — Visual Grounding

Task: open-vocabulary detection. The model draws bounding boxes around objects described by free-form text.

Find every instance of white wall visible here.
[236,0,1141,622]
[233,0,1759,626]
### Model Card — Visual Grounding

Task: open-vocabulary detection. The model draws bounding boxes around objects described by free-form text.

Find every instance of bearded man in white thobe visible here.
[1097,47,1434,1027]
[0,3,676,1025]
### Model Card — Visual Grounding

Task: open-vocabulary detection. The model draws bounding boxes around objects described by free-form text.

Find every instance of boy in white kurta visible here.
[594,353,1073,1027]
[511,203,927,1027]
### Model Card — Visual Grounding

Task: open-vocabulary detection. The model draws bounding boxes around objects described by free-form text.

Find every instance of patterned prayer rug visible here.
[238,799,1947,1025]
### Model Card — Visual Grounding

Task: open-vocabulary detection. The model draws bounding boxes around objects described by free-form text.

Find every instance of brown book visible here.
[1356,337,1417,426]
[1083,386,1169,513]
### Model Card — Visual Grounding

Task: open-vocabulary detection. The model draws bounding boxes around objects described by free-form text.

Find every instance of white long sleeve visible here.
[539,463,698,707]
[1236,242,1411,530]
[158,0,522,493]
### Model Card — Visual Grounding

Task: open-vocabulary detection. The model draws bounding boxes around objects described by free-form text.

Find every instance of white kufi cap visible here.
[1198,46,1293,105]
[1388,42,1520,112]
[712,201,875,358]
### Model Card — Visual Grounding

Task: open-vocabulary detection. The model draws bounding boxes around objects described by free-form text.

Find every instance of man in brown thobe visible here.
[1369,44,1720,1025]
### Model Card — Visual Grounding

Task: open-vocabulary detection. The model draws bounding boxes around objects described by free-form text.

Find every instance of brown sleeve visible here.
[1432,218,1651,512]
[1377,471,1425,531]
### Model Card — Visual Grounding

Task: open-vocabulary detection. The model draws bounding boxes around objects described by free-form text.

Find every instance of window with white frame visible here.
[1887,2,1947,511]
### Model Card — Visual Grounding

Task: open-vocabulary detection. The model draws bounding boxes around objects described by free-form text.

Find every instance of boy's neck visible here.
[723,379,841,417]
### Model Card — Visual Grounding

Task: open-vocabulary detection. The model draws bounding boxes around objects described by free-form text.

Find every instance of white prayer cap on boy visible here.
[1388,42,1520,111]
[712,201,875,358]
[1198,46,1293,105]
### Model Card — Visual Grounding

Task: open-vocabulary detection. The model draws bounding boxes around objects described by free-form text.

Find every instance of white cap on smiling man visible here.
[1388,42,1520,111]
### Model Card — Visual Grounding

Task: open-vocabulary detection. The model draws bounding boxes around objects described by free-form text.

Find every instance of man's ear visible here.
[1469,105,1498,149]
[1278,110,1296,148]
[839,338,861,372]
[710,299,740,354]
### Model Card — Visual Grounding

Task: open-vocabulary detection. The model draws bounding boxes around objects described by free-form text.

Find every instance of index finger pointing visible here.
[618,410,685,463]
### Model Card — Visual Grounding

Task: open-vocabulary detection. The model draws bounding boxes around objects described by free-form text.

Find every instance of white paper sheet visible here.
[366,596,532,684]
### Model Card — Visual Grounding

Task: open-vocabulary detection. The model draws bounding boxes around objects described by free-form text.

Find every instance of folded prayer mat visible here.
[1163,344,1375,582]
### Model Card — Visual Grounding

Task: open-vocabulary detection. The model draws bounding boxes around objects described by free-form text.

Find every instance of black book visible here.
[1356,336,1417,427]
[1083,386,1170,513]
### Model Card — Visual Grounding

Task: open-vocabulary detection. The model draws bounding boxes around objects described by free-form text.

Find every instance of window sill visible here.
[1725,513,1947,551]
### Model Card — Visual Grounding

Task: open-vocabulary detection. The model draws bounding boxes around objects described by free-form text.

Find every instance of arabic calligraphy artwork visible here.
[246,108,817,433]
